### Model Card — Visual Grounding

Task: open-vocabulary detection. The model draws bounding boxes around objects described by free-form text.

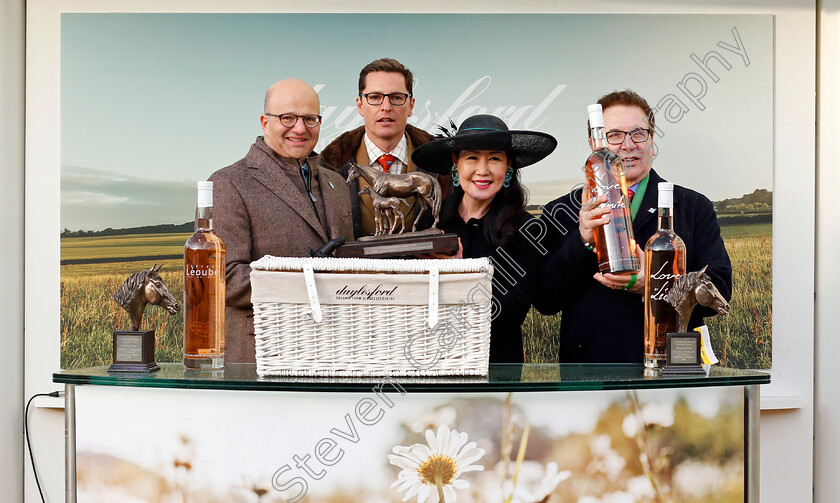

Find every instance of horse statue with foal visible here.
[346,163,442,236]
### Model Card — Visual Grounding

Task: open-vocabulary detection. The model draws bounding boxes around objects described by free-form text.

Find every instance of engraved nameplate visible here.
[115,334,143,362]
[661,332,706,375]
[364,241,434,255]
[669,337,698,364]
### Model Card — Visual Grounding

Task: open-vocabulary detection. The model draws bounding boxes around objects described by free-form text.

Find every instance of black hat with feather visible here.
[411,114,557,175]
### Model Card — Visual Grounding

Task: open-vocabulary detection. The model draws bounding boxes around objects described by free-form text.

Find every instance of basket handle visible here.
[428,265,439,329]
[303,264,323,323]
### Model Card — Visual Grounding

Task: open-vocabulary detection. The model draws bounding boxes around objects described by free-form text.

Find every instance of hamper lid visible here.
[250,256,492,274]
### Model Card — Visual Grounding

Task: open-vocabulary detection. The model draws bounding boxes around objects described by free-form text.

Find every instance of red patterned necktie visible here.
[377,154,396,173]
[627,188,635,202]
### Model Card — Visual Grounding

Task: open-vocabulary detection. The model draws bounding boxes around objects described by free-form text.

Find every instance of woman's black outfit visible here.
[438,197,545,363]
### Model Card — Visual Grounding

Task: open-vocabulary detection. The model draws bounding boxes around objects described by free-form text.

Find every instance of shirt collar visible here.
[363,133,408,165]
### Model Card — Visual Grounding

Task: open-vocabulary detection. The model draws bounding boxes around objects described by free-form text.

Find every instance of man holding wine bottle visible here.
[209,78,354,364]
[536,90,732,364]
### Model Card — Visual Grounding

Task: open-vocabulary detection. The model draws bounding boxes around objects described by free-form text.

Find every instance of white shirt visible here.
[364,134,408,175]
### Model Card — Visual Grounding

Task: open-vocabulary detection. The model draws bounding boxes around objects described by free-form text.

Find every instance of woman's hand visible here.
[579,190,611,245]
[593,244,646,294]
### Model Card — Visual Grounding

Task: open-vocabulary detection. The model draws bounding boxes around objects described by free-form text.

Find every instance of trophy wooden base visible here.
[108,329,160,373]
[335,229,459,258]
[661,332,707,375]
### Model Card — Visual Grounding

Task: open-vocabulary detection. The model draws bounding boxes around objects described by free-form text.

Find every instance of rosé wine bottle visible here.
[584,104,640,274]
[183,181,226,369]
[644,182,686,369]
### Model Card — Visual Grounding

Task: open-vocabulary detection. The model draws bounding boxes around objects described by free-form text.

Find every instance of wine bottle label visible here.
[185,264,220,278]
[648,261,681,301]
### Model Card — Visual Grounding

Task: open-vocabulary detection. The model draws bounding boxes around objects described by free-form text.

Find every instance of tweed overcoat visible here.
[208,139,354,363]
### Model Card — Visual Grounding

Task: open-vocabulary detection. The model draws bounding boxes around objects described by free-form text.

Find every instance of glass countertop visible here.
[53,363,769,393]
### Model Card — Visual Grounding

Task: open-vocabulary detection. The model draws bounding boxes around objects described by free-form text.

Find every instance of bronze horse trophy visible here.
[336,163,458,258]
[112,264,181,331]
[346,163,442,232]
[658,265,730,375]
[665,265,730,332]
[109,264,180,372]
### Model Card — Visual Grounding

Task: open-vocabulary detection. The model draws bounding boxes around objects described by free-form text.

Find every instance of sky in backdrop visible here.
[61,13,773,231]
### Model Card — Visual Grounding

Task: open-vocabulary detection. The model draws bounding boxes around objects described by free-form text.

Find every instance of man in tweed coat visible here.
[209,78,354,364]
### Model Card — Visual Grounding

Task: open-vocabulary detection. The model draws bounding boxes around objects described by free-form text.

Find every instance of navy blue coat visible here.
[536,169,732,363]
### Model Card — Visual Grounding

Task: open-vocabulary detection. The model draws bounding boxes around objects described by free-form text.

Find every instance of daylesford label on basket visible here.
[250,270,491,306]
[335,284,400,302]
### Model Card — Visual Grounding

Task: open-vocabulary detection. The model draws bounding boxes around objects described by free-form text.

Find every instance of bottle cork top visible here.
[658,182,674,208]
[587,104,605,128]
[197,181,213,208]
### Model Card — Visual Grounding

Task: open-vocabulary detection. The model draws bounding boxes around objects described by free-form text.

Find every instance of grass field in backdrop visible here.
[60,223,771,369]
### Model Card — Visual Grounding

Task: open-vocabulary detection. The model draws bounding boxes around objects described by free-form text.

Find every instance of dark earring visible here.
[451,165,460,187]
[503,167,513,188]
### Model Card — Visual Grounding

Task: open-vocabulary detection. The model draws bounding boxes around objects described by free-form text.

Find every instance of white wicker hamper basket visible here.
[249,256,493,377]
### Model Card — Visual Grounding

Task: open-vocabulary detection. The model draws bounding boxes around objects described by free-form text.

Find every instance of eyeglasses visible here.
[264,113,322,128]
[360,92,411,106]
[606,128,652,145]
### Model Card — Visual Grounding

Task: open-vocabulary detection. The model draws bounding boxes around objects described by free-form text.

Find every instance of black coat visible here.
[439,198,545,363]
[537,169,732,363]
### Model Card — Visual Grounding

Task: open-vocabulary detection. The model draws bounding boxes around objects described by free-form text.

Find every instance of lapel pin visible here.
[329,182,335,189]
[648,207,656,213]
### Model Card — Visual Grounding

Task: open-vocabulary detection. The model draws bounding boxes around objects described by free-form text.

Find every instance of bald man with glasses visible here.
[209,78,354,364]
[321,58,449,238]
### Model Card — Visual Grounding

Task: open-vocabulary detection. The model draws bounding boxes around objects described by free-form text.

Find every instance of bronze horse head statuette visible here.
[665,265,730,333]
[112,264,181,331]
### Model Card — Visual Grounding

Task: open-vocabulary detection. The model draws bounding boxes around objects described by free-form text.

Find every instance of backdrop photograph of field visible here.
[58,14,774,370]
[61,191,771,370]
[61,230,189,369]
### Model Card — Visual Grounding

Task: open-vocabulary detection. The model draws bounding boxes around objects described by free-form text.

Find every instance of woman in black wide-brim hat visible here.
[412,114,557,363]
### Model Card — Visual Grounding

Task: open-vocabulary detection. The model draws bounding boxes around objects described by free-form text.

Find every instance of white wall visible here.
[815,2,840,502]
[1,0,25,501]
[21,1,826,502]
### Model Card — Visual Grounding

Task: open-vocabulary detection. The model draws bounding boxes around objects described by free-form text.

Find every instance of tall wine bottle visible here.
[584,104,640,274]
[184,181,226,369]
[643,182,686,369]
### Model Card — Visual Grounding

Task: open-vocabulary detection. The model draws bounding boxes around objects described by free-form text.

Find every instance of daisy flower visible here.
[388,424,485,503]
[493,461,571,503]
[520,462,571,502]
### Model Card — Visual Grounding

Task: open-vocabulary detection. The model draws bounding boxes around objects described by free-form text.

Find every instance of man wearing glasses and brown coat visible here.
[321,58,449,238]
[209,78,354,364]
